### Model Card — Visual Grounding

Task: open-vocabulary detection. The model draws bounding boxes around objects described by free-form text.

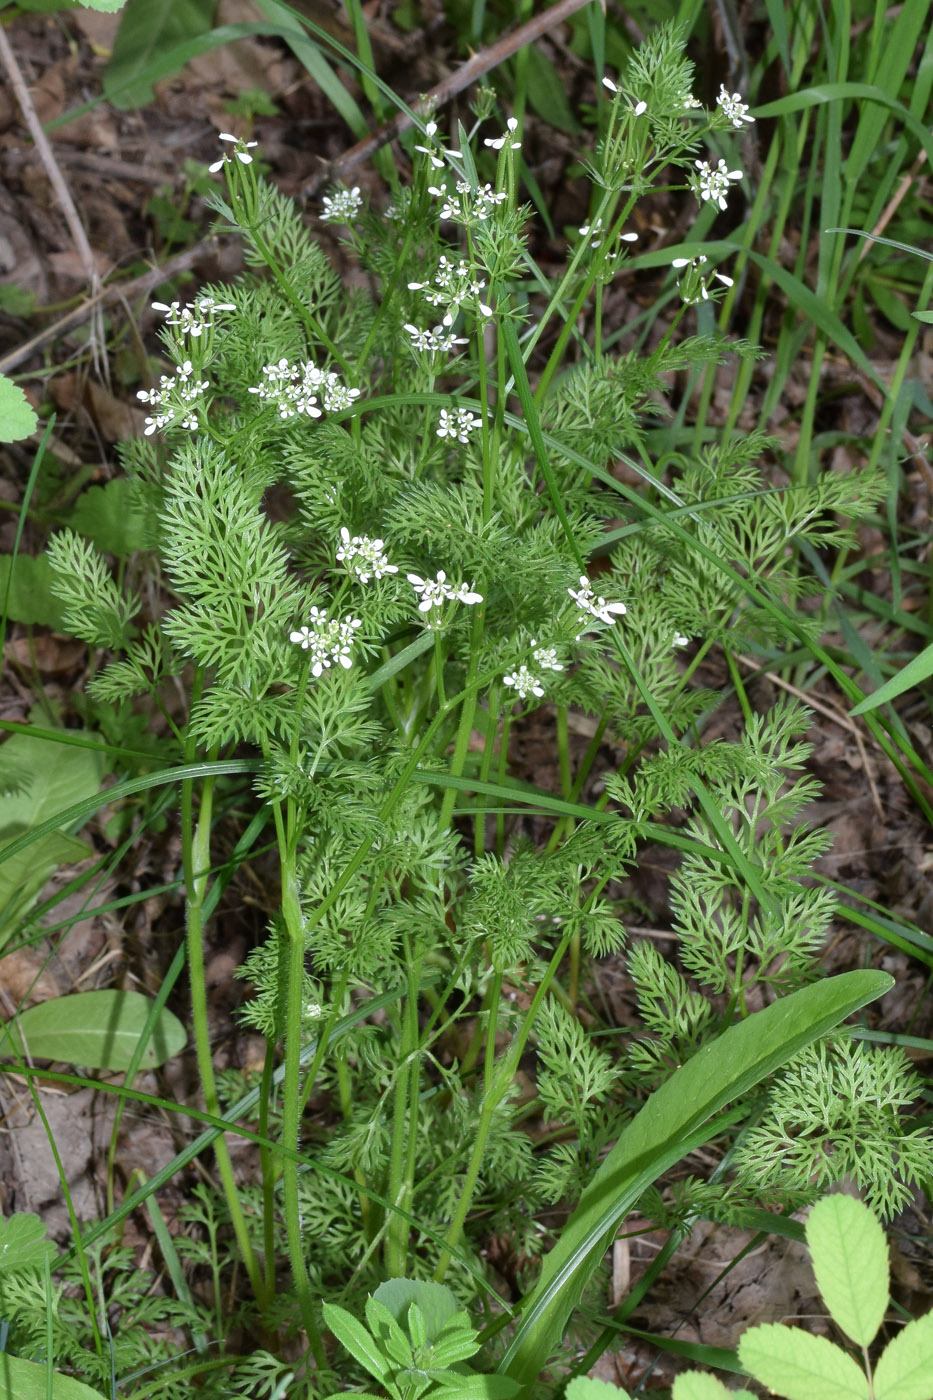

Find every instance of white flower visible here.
[337,527,398,582]
[717,84,754,127]
[248,358,356,419]
[208,133,258,172]
[402,324,468,355]
[151,297,234,338]
[408,571,450,612]
[677,88,703,110]
[602,75,619,93]
[691,159,743,212]
[531,640,564,672]
[322,378,361,413]
[503,666,544,700]
[407,571,482,624]
[672,632,689,647]
[484,117,521,150]
[671,254,734,305]
[289,607,362,676]
[410,256,492,326]
[437,407,481,443]
[579,217,604,247]
[321,185,363,223]
[568,575,627,637]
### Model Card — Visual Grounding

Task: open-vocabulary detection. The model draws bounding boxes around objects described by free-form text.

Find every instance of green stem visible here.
[180,683,268,1309]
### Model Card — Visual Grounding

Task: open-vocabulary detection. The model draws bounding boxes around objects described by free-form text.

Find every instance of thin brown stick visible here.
[301,0,598,195]
[0,20,107,380]
[0,242,212,377]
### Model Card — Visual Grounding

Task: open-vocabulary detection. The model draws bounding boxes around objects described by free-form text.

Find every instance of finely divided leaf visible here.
[806,1195,888,1347]
[738,1324,868,1400]
[873,1313,933,1400]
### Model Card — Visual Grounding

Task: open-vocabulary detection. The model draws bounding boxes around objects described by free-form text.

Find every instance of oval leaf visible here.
[499,971,892,1389]
[806,1195,888,1347]
[2,990,186,1070]
[373,1279,460,1342]
[873,1312,933,1400]
[738,1325,868,1400]
[672,1375,752,1400]
[0,1354,105,1400]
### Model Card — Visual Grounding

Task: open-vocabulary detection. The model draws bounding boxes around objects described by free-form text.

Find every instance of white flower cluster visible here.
[437,407,481,443]
[577,216,638,253]
[137,359,209,435]
[289,606,362,676]
[208,133,257,173]
[414,119,462,169]
[409,254,493,325]
[503,665,544,700]
[429,179,507,225]
[248,358,360,419]
[568,575,627,639]
[336,527,398,582]
[151,296,235,338]
[531,640,564,672]
[691,158,743,212]
[408,570,483,627]
[717,85,755,128]
[403,324,468,356]
[484,117,521,151]
[321,185,363,224]
[671,254,734,305]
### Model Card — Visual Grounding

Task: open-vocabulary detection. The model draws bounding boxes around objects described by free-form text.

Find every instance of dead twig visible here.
[301,0,598,196]
[0,242,213,378]
[0,20,108,382]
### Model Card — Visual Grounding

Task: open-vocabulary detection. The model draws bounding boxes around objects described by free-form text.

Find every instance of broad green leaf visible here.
[322,1302,392,1387]
[523,45,579,134]
[0,374,37,443]
[873,1313,933,1400]
[672,1375,754,1400]
[103,0,215,108]
[80,0,128,10]
[499,971,892,1390]
[567,1379,632,1400]
[0,1354,105,1400]
[1,990,186,1071]
[738,1324,868,1400]
[849,641,933,716]
[0,1212,56,1273]
[913,310,933,323]
[374,1279,460,1342]
[0,553,67,628]
[429,1372,521,1398]
[0,730,107,948]
[806,1196,888,1347]
[68,480,151,556]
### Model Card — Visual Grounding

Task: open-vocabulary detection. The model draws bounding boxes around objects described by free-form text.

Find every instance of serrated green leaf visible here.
[873,1312,933,1400]
[322,1302,391,1386]
[1,990,186,1071]
[373,1278,460,1342]
[499,972,892,1391]
[79,0,128,10]
[672,1374,752,1400]
[0,1354,106,1400]
[806,1196,888,1347]
[566,1379,632,1400]
[0,553,67,628]
[0,1212,56,1274]
[68,480,151,556]
[738,1324,868,1400]
[408,1302,428,1351]
[0,375,37,444]
[103,0,215,108]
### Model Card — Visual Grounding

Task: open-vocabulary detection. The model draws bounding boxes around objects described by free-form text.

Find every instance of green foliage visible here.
[0,989,186,1070]
[0,374,37,443]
